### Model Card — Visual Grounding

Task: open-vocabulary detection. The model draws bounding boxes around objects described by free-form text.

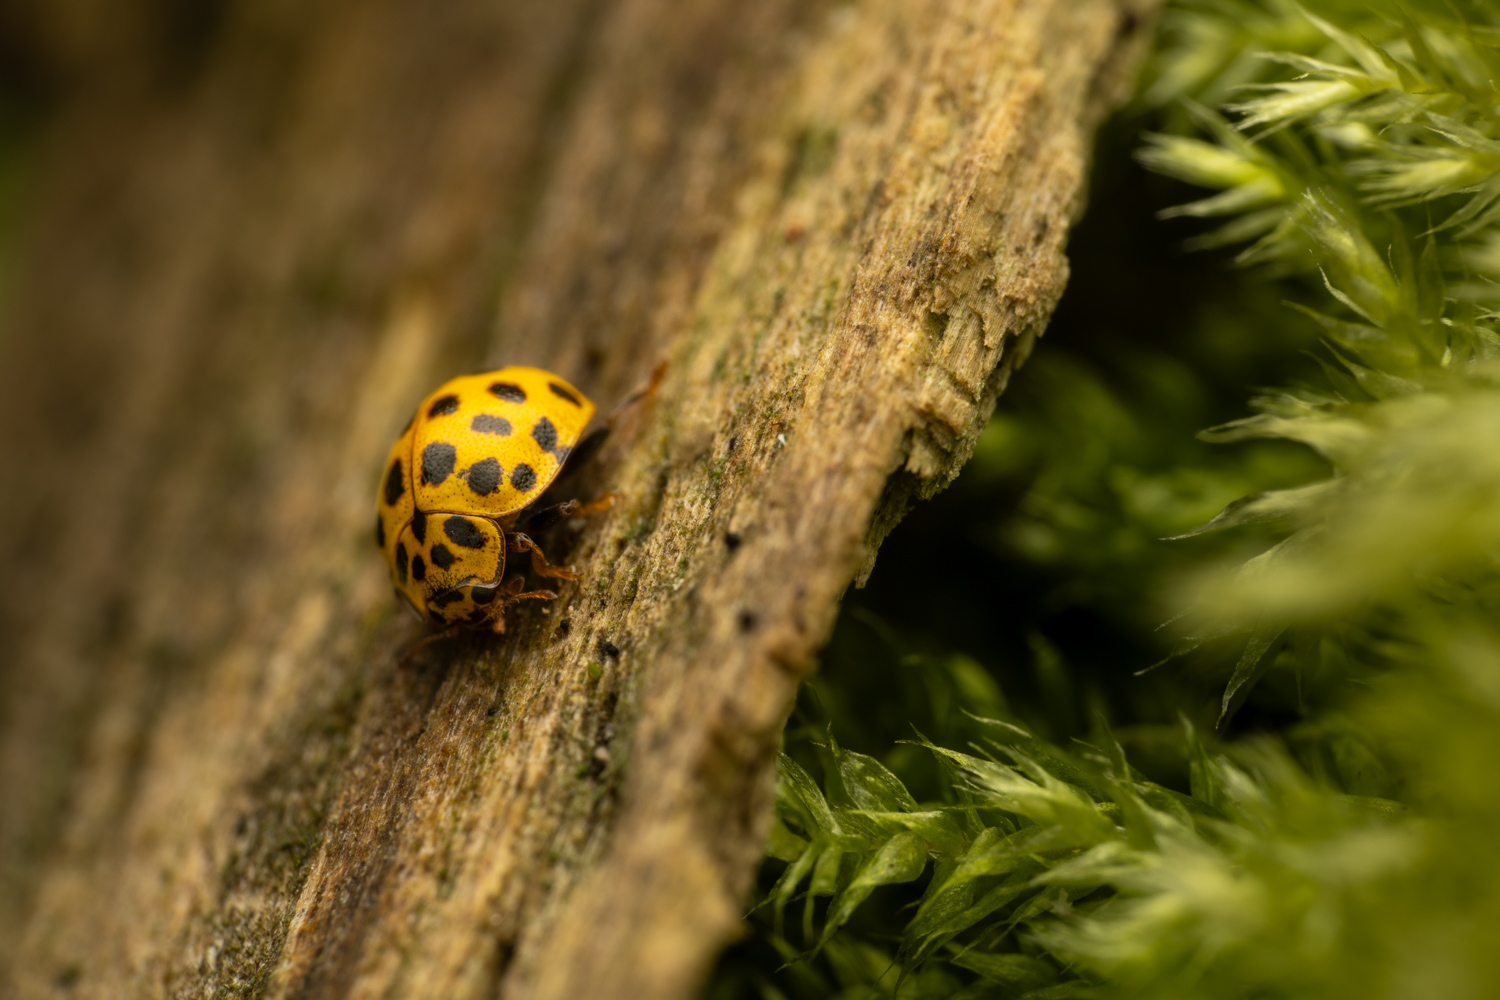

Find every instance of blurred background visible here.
[10,3,1500,998]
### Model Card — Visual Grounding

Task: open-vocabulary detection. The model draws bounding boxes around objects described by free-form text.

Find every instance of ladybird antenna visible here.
[605,359,667,426]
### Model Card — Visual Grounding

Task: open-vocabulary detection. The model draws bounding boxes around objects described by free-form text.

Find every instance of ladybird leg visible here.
[567,491,621,517]
[483,579,561,633]
[606,359,667,424]
[553,362,665,478]
[487,585,560,633]
[509,532,580,580]
[520,500,576,534]
[505,587,560,603]
[522,491,621,533]
[497,574,560,602]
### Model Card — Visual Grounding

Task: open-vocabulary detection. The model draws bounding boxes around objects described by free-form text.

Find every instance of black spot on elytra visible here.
[471,413,512,436]
[375,514,386,548]
[422,442,457,486]
[428,394,460,418]
[411,553,426,582]
[511,464,536,492]
[384,460,405,505]
[444,516,487,549]
[548,382,582,406]
[411,508,427,543]
[429,543,455,569]
[471,585,499,606]
[430,587,463,607]
[489,382,526,403]
[532,416,558,453]
[395,543,409,584]
[601,639,620,659]
[725,531,742,552]
[467,457,502,496]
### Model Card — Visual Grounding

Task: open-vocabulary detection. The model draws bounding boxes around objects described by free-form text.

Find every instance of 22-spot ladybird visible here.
[376,366,613,631]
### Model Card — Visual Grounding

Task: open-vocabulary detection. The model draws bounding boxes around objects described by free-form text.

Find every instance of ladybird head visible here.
[388,511,507,623]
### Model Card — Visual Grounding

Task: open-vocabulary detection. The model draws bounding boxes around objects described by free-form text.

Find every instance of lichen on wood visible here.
[0,1,1152,997]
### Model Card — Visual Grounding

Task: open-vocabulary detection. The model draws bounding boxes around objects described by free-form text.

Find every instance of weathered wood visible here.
[0,1,1151,997]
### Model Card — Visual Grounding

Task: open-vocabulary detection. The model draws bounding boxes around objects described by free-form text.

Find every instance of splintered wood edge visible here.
[513,4,1157,999]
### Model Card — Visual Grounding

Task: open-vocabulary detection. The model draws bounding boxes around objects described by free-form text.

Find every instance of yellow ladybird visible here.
[375,366,605,631]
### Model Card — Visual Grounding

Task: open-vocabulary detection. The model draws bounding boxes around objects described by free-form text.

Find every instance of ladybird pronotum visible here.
[376,367,597,630]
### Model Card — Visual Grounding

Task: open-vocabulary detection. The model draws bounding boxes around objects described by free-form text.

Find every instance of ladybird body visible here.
[376,367,596,628]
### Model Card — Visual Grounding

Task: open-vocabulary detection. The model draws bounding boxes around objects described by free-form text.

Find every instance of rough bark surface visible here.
[0,1,1151,997]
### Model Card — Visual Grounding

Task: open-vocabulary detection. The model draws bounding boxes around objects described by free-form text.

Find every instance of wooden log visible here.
[0,0,1153,996]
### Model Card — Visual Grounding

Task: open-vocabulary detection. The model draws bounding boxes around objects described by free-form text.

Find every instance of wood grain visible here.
[0,1,1152,997]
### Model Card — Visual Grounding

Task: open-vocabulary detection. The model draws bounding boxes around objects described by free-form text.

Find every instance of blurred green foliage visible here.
[710,2,1500,997]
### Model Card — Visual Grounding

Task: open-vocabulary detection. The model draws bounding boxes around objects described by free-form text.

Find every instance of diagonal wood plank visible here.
[0,1,1152,997]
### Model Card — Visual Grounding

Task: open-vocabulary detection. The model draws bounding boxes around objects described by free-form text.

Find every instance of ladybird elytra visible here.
[376,366,597,629]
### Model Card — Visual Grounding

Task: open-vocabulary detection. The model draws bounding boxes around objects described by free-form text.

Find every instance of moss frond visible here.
[715,3,1500,998]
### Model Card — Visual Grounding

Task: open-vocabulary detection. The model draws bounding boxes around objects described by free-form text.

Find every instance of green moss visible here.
[714,3,1500,997]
